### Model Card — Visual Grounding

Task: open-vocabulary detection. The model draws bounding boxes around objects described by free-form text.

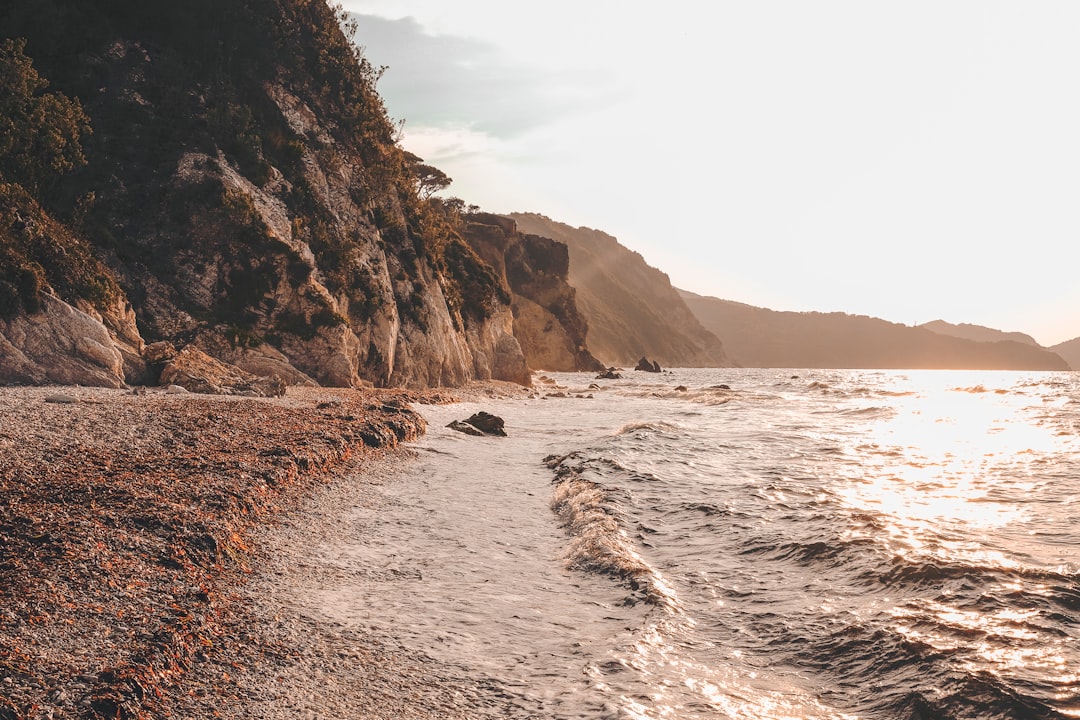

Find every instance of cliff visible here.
[508,213,730,368]
[679,290,1070,371]
[461,214,602,372]
[0,1,529,389]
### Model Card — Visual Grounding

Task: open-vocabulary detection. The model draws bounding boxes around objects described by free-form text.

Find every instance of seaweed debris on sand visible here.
[0,384,523,720]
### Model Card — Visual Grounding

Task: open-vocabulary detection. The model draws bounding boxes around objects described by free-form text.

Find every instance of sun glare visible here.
[836,373,1067,558]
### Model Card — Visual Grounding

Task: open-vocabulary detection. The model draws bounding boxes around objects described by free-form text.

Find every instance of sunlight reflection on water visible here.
[836,372,1068,548]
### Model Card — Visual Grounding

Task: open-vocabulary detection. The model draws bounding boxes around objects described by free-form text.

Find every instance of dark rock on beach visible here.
[446,411,507,436]
[447,419,486,436]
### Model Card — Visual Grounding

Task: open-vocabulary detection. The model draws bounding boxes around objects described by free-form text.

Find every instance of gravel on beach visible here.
[0,383,533,720]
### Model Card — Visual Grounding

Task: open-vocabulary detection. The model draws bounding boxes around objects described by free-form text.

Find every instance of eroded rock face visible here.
[509,213,731,368]
[0,294,125,388]
[462,215,602,374]
[158,346,286,397]
[193,331,318,387]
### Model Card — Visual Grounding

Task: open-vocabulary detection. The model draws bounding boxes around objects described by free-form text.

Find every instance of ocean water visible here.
[308,369,1080,719]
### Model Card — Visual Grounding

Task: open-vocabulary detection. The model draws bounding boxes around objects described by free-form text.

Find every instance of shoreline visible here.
[0,382,529,720]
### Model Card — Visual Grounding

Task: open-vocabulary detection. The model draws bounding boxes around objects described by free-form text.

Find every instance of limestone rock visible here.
[0,294,125,388]
[510,213,730,368]
[193,331,318,387]
[462,215,603,374]
[158,346,286,397]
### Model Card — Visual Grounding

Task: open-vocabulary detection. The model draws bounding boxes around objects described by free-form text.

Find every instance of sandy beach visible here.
[0,382,530,720]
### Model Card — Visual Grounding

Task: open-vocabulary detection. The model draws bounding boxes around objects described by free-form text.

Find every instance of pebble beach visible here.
[0,383,528,720]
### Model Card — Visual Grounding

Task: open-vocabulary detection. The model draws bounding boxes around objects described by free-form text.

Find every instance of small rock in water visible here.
[44,393,78,404]
[674,385,688,392]
[464,411,507,436]
[634,356,662,373]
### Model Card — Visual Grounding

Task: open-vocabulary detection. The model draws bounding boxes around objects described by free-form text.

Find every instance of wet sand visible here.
[0,382,531,720]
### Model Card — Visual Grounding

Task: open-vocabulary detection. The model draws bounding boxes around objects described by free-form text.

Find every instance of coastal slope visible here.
[1049,336,1080,371]
[919,320,1041,347]
[679,290,1070,370]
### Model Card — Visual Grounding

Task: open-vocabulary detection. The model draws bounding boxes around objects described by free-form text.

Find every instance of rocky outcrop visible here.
[192,331,319,386]
[635,357,661,372]
[0,294,125,387]
[158,346,287,396]
[447,411,507,437]
[462,214,602,373]
[508,213,729,368]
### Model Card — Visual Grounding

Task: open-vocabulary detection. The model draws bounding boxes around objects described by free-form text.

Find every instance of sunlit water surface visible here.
[305,369,1080,719]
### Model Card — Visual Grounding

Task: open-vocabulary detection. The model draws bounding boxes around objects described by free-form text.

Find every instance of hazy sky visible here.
[341,1,1080,346]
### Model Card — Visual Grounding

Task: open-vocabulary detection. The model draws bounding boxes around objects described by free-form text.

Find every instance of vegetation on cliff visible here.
[0,0,534,388]
[461,214,602,372]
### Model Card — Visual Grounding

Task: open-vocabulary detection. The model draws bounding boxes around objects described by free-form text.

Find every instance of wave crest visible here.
[547,454,679,608]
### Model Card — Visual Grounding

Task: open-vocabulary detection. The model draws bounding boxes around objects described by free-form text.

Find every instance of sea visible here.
[307,368,1080,719]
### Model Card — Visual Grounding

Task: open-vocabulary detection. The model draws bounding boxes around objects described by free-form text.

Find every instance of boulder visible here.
[193,331,319,387]
[0,294,125,388]
[158,346,286,397]
[596,368,622,380]
[635,356,662,373]
[448,411,507,437]
[446,420,485,436]
[466,411,507,436]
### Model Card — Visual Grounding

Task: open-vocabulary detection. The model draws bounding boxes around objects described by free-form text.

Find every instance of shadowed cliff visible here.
[462,214,602,372]
[508,213,730,368]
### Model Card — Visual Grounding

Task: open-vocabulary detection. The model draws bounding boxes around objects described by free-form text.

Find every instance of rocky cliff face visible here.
[509,213,730,368]
[0,1,530,388]
[462,214,601,372]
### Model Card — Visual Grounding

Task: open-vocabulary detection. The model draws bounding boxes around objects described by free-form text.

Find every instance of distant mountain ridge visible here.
[679,290,1070,371]
[919,320,1040,347]
[508,213,730,368]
